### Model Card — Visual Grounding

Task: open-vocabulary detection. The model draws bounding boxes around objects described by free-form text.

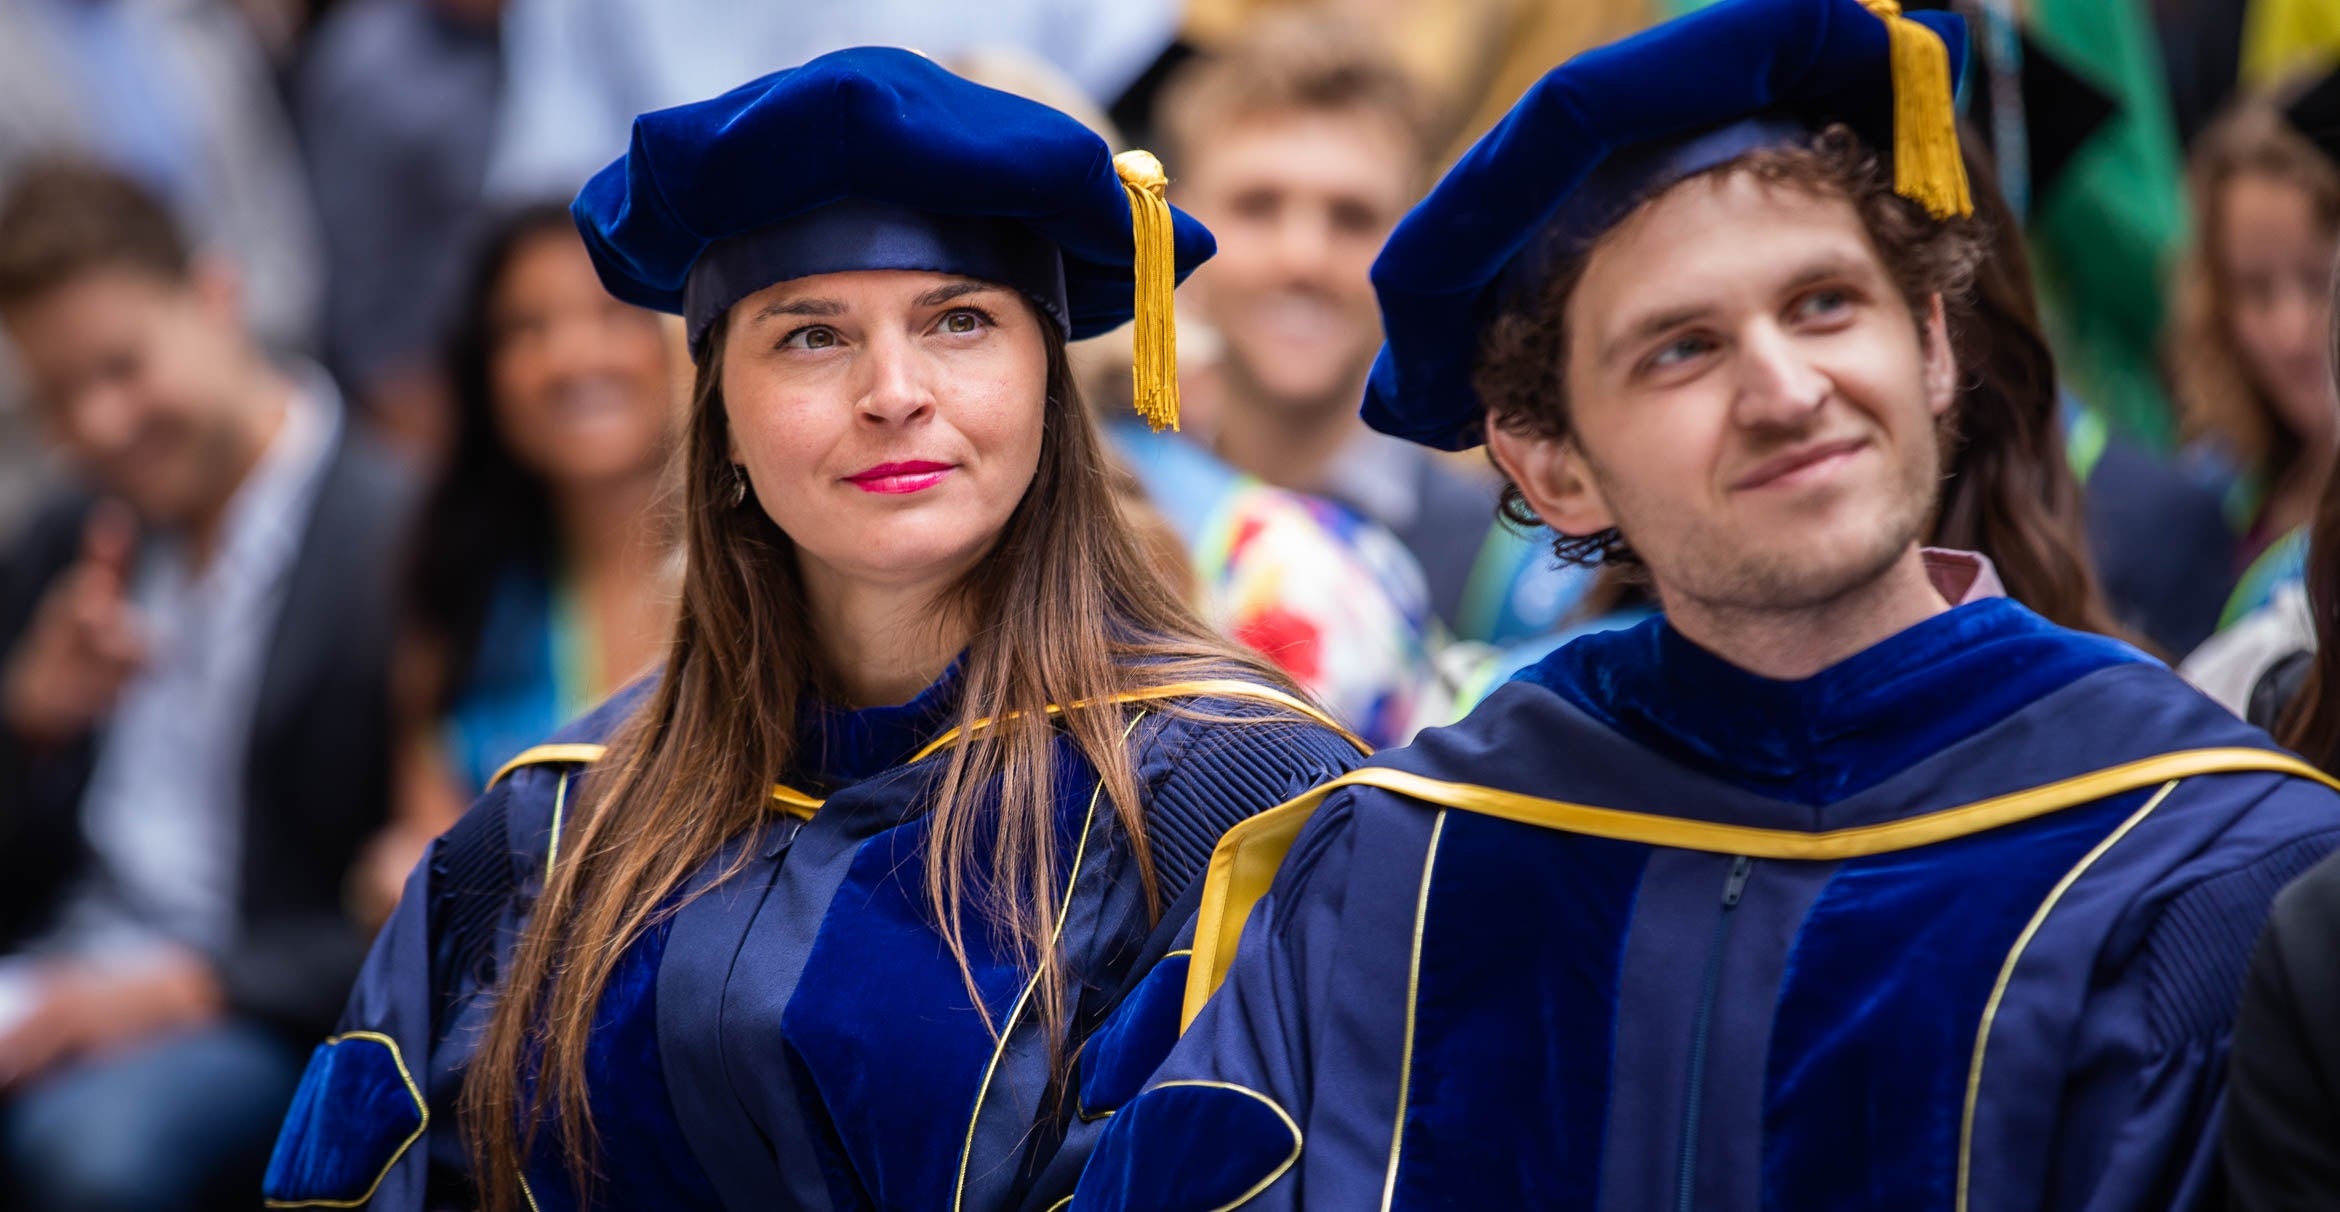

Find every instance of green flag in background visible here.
[2020,0,2187,450]
[1657,0,2188,449]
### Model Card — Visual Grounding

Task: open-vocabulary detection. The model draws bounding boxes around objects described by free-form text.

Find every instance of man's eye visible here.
[1796,290,1851,320]
[1649,335,1712,370]
[783,325,839,350]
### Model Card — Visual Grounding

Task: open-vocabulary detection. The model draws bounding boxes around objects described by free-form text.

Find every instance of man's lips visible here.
[844,460,955,494]
[1730,437,1868,492]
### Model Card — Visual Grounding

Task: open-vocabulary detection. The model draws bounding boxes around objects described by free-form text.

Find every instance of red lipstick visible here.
[844,460,954,495]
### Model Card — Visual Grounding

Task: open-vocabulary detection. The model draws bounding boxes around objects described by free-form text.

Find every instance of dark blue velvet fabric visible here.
[1364,0,1968,450]
[263,1033,426,1204]
[794,659,963,790]
[1394,813,1649,1209]
[778,743,1095,1209]
[520,917,725,1212]
[1079,953,1194,1119]
[1761,791,2146,1208]
[1516,599,2148,805]
[1069,1082,1302,1212]
[520,667,968,1210]
[571,47,1215,344]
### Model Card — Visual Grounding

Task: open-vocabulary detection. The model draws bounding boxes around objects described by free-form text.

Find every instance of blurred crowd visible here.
[0,0,2337,1207]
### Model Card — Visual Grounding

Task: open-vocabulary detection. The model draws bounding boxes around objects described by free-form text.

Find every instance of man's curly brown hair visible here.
[1471,125,1984,567]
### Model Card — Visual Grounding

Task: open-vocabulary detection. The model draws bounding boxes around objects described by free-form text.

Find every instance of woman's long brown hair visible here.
[460,305,1307,1210]
[1932,129,2130,641]
[2278,262,2340,772]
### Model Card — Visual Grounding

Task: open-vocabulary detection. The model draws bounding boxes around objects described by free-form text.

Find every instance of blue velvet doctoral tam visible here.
[263,663,1363,1211]
[1074,600,2340,1210]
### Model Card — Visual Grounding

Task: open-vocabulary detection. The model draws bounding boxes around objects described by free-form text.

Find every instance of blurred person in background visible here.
[1156,16,1575,646]
[2221,224,2340,1212]
[294,0,504,459]
[1944,128,2210,653]
[347,203,683,927]
[0,161,407,1212]
[0,0,322,355]
[483,0,1182,201]
[2170,89,2340,625]
[959,44,1445,746]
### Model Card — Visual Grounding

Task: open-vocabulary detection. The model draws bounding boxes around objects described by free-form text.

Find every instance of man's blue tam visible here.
[1362,0,1972,451]
[571,47,1214,428]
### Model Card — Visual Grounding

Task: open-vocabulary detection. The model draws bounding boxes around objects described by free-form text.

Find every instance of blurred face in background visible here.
[2217,170,2340,449]
[4,263,262,528]
[487,229,679,490]
[720,270,1049,596]
[1177,107,1416,417]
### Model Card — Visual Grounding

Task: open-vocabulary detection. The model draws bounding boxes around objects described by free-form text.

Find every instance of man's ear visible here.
[1486,419,1615,541]
[1921,293,1956,419]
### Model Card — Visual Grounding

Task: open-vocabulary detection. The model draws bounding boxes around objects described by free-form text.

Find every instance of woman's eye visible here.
[939,308,991,335]
[782,325,839,350]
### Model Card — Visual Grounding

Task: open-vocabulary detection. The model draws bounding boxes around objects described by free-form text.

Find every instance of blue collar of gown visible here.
[792,658,965,790]
[1515,598,2151,806]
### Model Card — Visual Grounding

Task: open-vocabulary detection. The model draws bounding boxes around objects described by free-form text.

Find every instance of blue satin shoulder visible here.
[1514,599,2151,804]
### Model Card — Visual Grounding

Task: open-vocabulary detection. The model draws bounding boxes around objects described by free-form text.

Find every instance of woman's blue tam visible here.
[570,47,1216,352]
[1362,0,1972,451]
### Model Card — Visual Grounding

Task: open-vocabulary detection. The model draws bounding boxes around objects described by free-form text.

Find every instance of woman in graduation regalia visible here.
[261,49,1366,1212]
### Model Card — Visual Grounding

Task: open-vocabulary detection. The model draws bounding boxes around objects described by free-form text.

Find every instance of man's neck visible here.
[800,561,970,709]
[1211,374,1366,496]
[182,363,298,568]
[1661,545,1951,682]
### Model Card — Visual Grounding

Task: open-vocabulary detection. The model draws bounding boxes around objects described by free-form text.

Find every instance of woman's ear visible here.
[1487,421,1615,540]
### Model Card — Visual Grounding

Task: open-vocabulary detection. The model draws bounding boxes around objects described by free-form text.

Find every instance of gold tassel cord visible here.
[1860,0,1974,219]
[1115,149,1182,432]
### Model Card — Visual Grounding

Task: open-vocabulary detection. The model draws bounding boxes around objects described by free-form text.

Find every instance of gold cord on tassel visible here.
[1860,0,1974,219]
[1115,149,1181,432]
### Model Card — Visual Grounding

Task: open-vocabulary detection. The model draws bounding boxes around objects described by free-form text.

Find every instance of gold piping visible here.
[950,713,1145,1211]
[487,743,608,790]
[1143,1080,1305,1210]
[486,742,821,821]
[261,1032,429,1208]
[1954,778,2180,1210]
[1380,810,1446,1210]
[1183,747,2334,1028]
[544,770,569,884]
[910,679,1367,763]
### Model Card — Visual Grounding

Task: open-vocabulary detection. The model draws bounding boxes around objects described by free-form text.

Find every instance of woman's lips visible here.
[844,460,955,494]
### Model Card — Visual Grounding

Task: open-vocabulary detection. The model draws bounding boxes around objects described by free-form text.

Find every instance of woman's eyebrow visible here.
[752,297,847,322]
[914,280,1000,308]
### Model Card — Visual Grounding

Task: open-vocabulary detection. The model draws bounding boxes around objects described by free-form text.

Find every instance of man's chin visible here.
[1225,352,1371,417]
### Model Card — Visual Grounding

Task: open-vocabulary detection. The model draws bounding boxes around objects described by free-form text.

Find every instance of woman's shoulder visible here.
[1121,673,1371,905]
[1127,674,1370,775]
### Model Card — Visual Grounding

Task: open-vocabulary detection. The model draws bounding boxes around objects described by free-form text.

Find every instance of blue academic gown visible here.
[261,665,1364,1211]
[1073,599,2340,1211]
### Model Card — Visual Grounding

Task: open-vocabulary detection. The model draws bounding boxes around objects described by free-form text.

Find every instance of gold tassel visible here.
[1860,0,1974,219]
[1115,149,1181,432]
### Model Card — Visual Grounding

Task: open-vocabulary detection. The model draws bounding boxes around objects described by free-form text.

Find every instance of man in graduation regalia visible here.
[1068,1,2340,1208]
